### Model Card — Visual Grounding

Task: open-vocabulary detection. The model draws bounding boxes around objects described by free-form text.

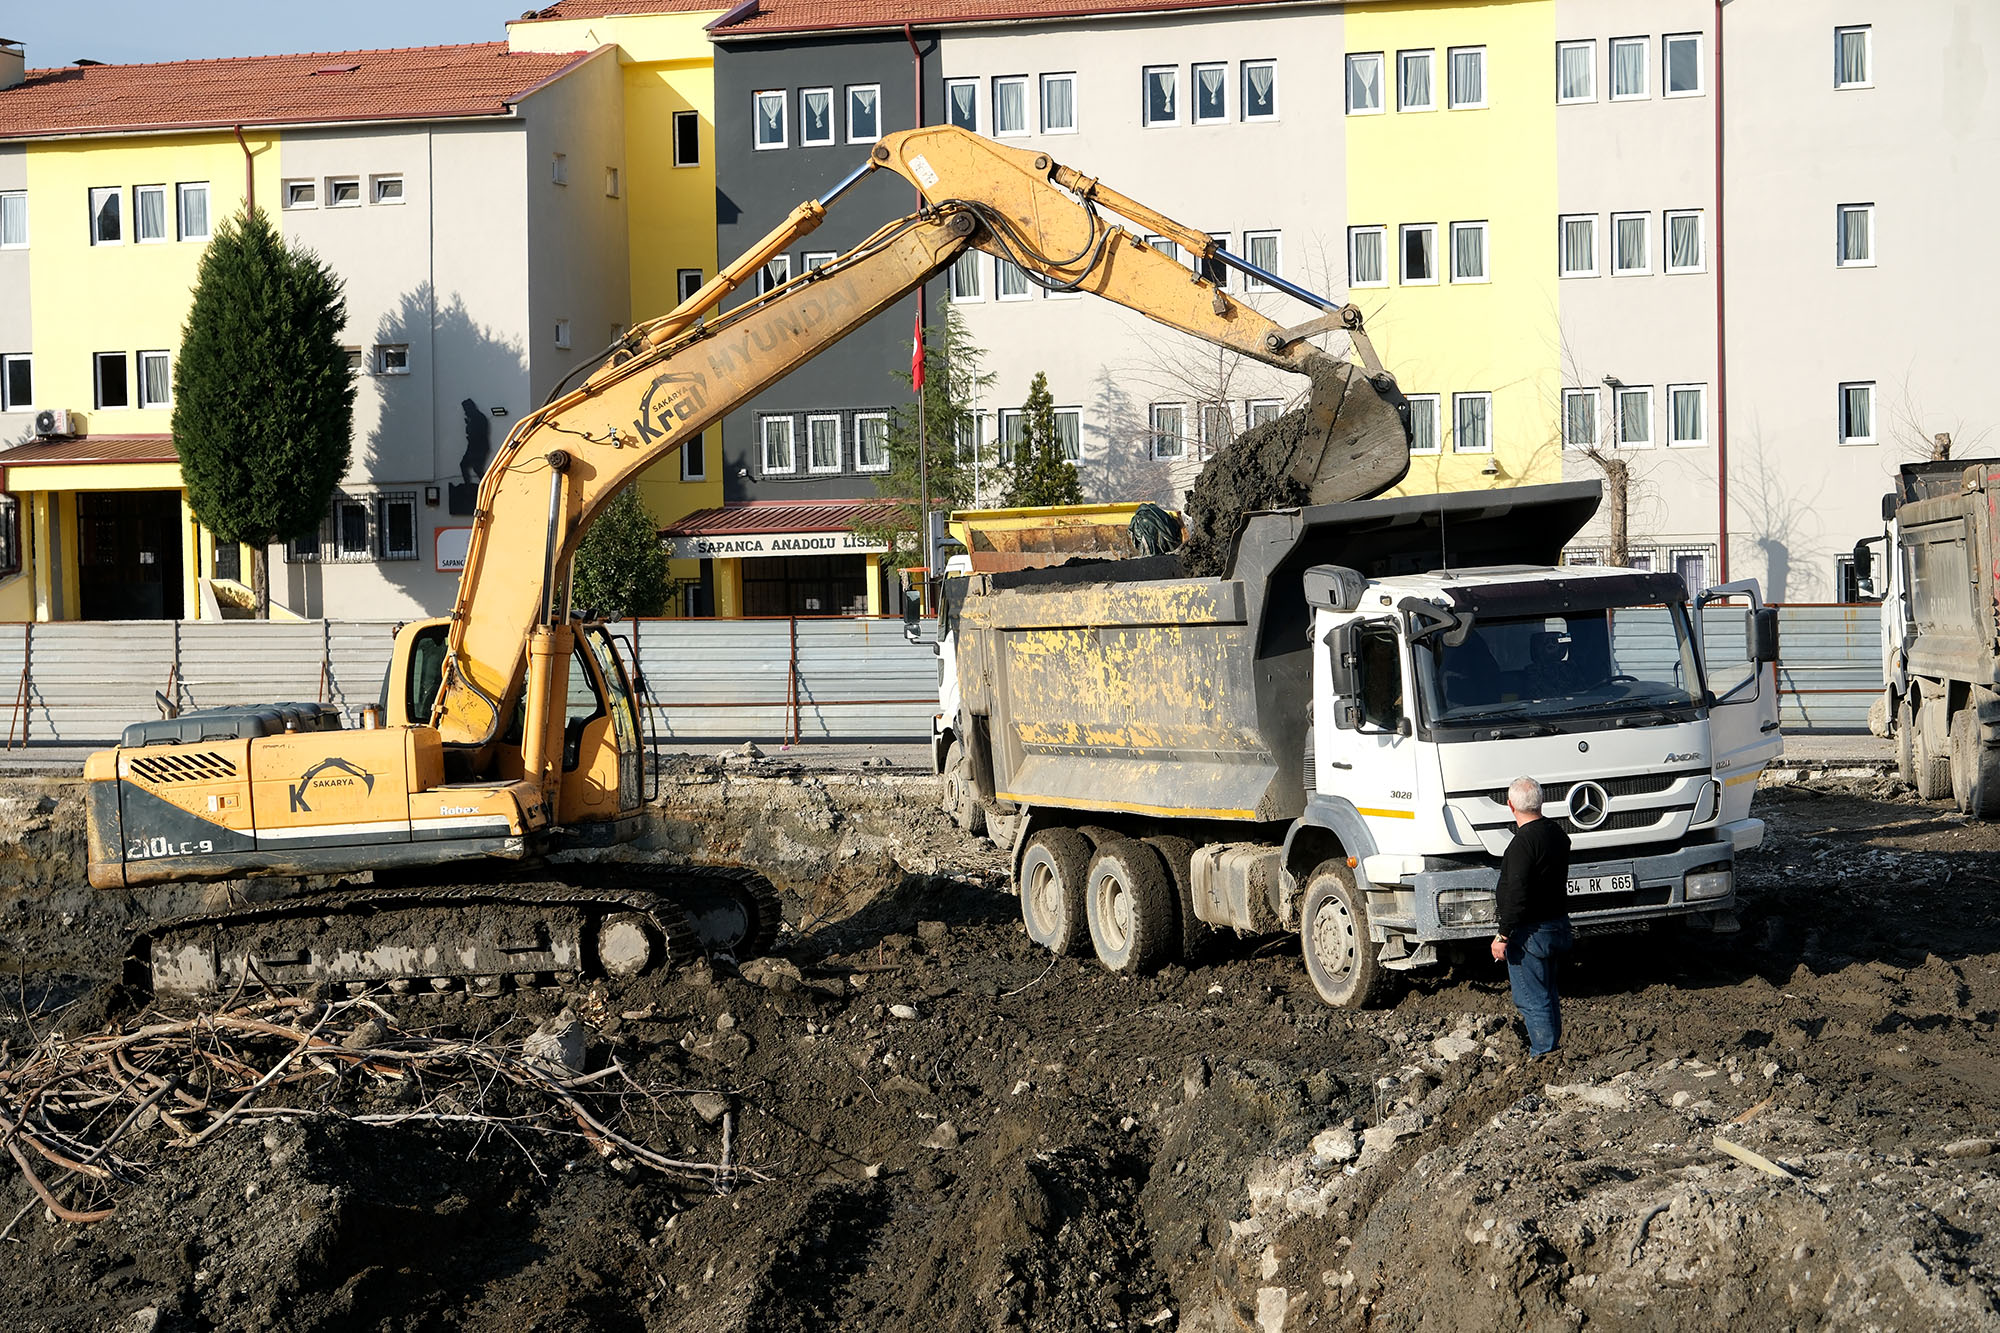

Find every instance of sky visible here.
[4,2,533,68]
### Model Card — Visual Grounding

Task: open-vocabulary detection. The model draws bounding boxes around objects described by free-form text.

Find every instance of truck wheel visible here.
[1019,828,1092,956]
[1143,834,1213,963]
[941,741,986,837]
[1299,861,1386,1009]
[1085,840,1176,975]
[1950,708,2000,817]
[1915,699,1953,801]
[1895,695,1916,788]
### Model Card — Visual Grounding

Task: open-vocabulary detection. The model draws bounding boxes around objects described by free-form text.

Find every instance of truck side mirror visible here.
[1881,491,1898,522]
[1324,623,1362,728]
[1850,540,1873,585]
[1749,608,1780,664]
[902,587,922,644]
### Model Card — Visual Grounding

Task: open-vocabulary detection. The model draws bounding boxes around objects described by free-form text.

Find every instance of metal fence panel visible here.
[176,620,326,713]
[21,622,178,743]
[1771,604,1881,732]
[326,622,400,721]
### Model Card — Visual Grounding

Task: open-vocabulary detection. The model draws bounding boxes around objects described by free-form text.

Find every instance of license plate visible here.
[1566,873,1635,897]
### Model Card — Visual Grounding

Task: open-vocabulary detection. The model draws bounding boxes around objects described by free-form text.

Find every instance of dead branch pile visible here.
[0,993,760,1229]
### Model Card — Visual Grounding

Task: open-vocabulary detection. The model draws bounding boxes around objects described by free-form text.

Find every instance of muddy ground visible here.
[2,758,1998,1332]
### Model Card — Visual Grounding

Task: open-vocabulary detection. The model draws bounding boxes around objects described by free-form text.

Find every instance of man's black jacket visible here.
[1496,816,1571,937]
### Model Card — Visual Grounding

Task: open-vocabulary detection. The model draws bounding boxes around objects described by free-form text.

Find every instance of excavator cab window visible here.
[584,625,644,808]
[564,643,607,771]
[402,625,450,725]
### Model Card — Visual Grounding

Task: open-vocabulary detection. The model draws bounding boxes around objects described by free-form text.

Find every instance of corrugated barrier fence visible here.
[1,604,1879,747]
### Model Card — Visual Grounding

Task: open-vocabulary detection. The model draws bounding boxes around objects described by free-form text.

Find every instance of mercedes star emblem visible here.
[1568,781,1609,830]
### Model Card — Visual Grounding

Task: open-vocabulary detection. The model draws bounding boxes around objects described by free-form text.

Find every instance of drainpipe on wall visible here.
[1713,1,1728,585]
[232,125,254,212]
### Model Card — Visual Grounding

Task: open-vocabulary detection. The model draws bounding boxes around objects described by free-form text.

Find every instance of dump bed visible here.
[1894,460,2000,686]
[955,482,1602,824]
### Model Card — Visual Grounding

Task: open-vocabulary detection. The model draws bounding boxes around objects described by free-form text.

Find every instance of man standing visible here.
[1488,776,1574,1057]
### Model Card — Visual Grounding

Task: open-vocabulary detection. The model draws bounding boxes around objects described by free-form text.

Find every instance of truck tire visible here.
[1950,708,2000,817]
[1299,860,1386,1009]
[1143,833,1215,963]
[1915,699,1953,801]
[1085,839,1177,975]
[1895,695,1917,788]
[941,741,986,837]
[1019,828,1093,956]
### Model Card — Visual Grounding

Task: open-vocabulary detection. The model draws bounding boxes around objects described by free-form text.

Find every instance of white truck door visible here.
[1320,616,1423,833]
[1699,582,1784,822]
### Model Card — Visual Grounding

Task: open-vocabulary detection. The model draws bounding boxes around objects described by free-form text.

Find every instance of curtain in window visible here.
[1561,218,1594,272]
[1196,65,1226,118]
[809,418,839,469]
[950,251,980,300]
[1455,396,1488,450]
[1347,55,1380,111]
[802,90,832,142]
[0,194,24,247]
[1246,63,1276,115]
[1000,412,1025,463]
[1619,391,1650,444]
[1669,214,1701,269]
[1248,233,1279,273]
[1612,40,1645,96]
[142,354,170,407]
[1837,30,1868,85]
[1671,388,1702,443]
[756,95,783,144]
[1411,400,1437,452]
[138,189,166,241]
[996,80,1026,132]
[1614,215,1647,270]
[1146,70,1175,122]
[1042,77,1073,130]
[1151,406,1184,458]
[1350,228,1382,284]
[1450,49,1483,105]
[763,420,793,470]
[858,418,887,468]
[1675,553,1707,595]
[1564,393,1595,447]
[1055,411,1080,461]
[849,87,879,138]
[1557,44,1592,101]
[1840,207,1870,262]
[178,186,207,239]
[1452,225,1484,279]
[948,83,976,129]
[1400,52,1432,107]
[1843,385,1872,439]
[998,258,1028,297]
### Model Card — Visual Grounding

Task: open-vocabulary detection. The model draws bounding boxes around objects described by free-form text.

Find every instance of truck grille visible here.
[128,751,239,785]
[1453,768,1704,807]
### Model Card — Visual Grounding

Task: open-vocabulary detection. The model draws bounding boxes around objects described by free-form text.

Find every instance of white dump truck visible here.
[932,481,1783,1007]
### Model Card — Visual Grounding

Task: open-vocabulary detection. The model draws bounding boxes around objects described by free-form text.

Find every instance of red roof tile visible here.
[0,435,179,467]
[709,0,1311,37]
[0,43,596,140]
[513,0,728,20]
[662,498,909,536]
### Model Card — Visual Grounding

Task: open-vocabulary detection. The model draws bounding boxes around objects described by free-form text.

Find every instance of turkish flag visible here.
[911,311,925,395]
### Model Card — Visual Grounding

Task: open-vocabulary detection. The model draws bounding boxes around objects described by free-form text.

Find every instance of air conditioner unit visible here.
[34,408,78,439]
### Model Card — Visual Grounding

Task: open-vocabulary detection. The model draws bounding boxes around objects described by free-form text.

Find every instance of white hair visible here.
[1507,777,1544,814]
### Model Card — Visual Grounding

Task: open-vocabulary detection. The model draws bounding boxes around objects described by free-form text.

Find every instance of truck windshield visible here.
[1416,600,1703,724]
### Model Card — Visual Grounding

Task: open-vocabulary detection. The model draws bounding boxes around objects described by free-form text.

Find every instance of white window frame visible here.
[680,429,707,482]
[1449,220,1489,283]
[379,495,419,562]
[1346,52,1384,115]
[1610,211,1650,276]
[855,411,891,473]
[0,190,26,249]
[1835,25,1873,90]
[673,109,700,167]
[1245,397,1283,428]
[993,75,1030,137]
[1142,66,1178,128]
[550,154,568,186]
[947,249,983,302]
[554,320,571,350]
[1399,223,1438,286]
[1564,548,1604,567]
[945,78,978,132]
[604,166,621,198]
[1192,62,1228,125]
[1664,209,1705,273]
[1559,213,1598,277]
[1242,230,1281,290]
[176,182,212,241]
[753,90,787,150]
[997,409,1025,465]
[368,175,403,206]
[1144,234,1183,266]
[94,351,129,409]
[1398,49,1436,112]
[678,269,704,303]
[282,179,316,210]
[761,415,797,473]
[1667,383,1708,447]
[375,345,410,375]
[1610,36,1649,100]
[758,254,791,296]
[1670,547,1712,594]
[804,250,837,272]
[806,412,843,474]
[327,176,362,209]
[1053,407,1082,463]
[1837,203,1875,267]
[89,185,124,243]
[1040,73,1077,134]
[1664,32,1704,98]
[799,88,836,147]
[1241,59,1278,121]
[1562,387,1600,449]
[1447,46,1486,110]
[1406,393,1441,455]
[343,346,364,376]
[1556,39,1596,104]
[1615,385,1654,449]
[134,185,168,244]
[1347,224,1387,287]
[1149,402,1188,460]
[846,83,881,143]
[995,256,1032,301]
[1199,402,1236,457]
[1451,391,1492,454]
[137,350,171,409]
[0,354,29,411]
[1838,381,1877,445]
[334,497,373,562]
[1201,232,1231,290]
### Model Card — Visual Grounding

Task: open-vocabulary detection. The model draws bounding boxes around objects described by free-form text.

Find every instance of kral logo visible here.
[632,369,709,445]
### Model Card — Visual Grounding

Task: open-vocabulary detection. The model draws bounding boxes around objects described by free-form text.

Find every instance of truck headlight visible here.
[1685,869,1733,901]
[1438,889,1497,926]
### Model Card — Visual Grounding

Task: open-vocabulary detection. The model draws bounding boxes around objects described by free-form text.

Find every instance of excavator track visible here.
[578,864,783,964]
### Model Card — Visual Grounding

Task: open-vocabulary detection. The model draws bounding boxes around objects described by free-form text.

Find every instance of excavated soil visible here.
[4,759,2000,1331]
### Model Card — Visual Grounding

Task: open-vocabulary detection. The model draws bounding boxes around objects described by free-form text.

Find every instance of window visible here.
[1839,381,1876,445]
[948,249,983,301]
[1246,399,1283,428]
[283,179,316,210]
[754,91,786,149]
[804,251,836,271]
[953,414,980,465]
[1243,60,1277,120]
[1665,209,1704,272]
[1149,403,1187,460]
[994,76,1028,136]
[758,255,791,295]
[1836,25,1871,89]
[1834,554,1866,603]
[800,88,835,146]
[1145,234,1183,266]
[370,175,403,205]
[554,320,572,350]
[1193,63,1227,123]
[847,84,881,141]
[1837,203,1874,266]
[1562,389,1598,449]
[1450,221,1488,281]
[678,269,703,303]
[551,154,568,186]
[1448,46,1486,108]
[1348,225,1386,286]
[1243,230,1280,289]
[681,430,707,481]
[1143,66,1177,126]
[1611,211,1649,275]
[761,415,796,472]
[0,191,25,248]
[1668,384,1707,446]
[138,350,170,408]
[135,185,167,242]
[673,110,700,166]
[996,256,1031,300]
[1041,74,1076,133]
[1346,52,1384,114]
[333,498,372,561]
[1,355,31,411]
[1452,391,1491,453]
[807,413,841,473]
[328,177,361,207]
[1556,40,1595,103]
[1672,548,1710,595]
[90,186,122,242]
[344,347,363,375]
[1200,403,1234,456]
[1615,385,1653,447]
[0,496,16,579]
[1400,223,1437,284]
[998,409,1025,465]
[376,344,410,375]
[1399,49,1435,111]
[1200,233,1230,289]
[1664,33,1703,97]
[94,352,128,409]
[856,412,890,472]
[1559,214,1597,276]
[946,79,978,131]
[1053,408,1081,462]
[1611,37,1648,99]
[1564,548,1603,567]
[376,495,417,561]
[605,167,621,198]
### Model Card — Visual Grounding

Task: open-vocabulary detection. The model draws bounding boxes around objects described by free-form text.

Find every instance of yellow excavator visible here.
[83,126,1412,997]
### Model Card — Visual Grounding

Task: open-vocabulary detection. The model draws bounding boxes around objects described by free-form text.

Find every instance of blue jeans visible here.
[1505,918,1573,1056]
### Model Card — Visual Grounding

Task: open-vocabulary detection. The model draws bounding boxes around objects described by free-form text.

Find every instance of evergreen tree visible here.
[173,208,355,617]
[1006,371,1085,507]
[571,487,669,617]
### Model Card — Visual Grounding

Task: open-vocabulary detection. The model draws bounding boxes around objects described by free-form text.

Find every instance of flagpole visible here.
[915,299,930,609]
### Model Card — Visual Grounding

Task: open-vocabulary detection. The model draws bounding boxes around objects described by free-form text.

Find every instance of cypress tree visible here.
[1006,371,1085,507]
[173,208,355,617]
[571,487,669,617]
